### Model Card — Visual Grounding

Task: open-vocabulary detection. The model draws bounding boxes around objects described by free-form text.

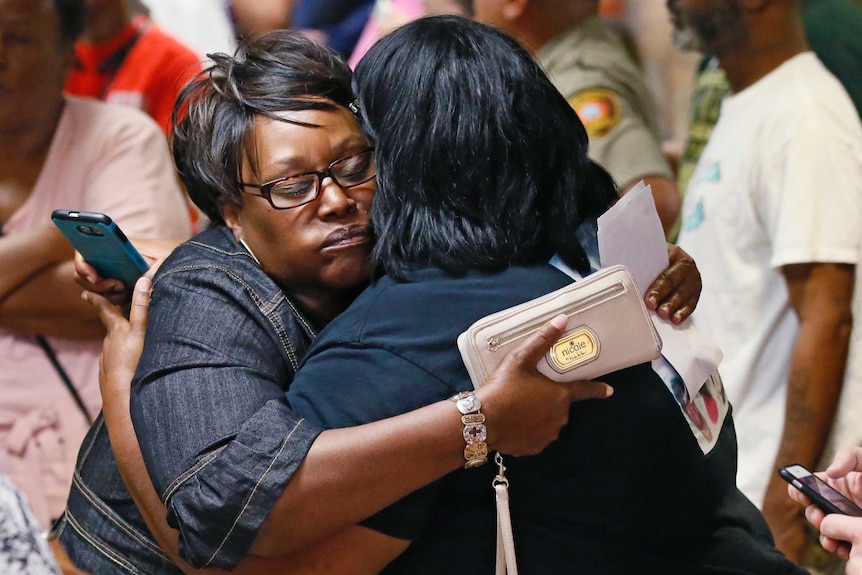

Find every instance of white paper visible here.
[597,181,724,401]
[597,181,668,296]
[652,318,724,398]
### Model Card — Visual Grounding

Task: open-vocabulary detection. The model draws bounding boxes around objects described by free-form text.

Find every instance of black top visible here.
[288,263,804,574]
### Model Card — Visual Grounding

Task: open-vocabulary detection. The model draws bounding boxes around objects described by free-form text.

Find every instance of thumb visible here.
[502,314,569,370]
[128,276,151,335]
[503,314,614,401]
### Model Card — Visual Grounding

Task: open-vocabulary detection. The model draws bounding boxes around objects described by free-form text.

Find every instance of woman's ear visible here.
[220,200,244,242]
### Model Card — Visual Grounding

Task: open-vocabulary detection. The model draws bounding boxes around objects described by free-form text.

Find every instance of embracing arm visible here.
[92,277,608,570]
[763,262,855,562]
[95,247,700,569]
[252,315,600,556]
[90,280,404,574]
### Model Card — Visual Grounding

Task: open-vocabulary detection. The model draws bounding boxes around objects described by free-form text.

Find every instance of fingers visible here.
[828,446,862,479]
[804,502,826,529]
[503,314,568,369]
[818,532,847,557]
[74,251,97,287]
[788,482,812,506]
[820,513,862,548]
[74,251,128,301]
[128,277,152,335]
[82,289,125,333]
[500,315,613,400]
[645,270,681,313]
[645,244,701,324]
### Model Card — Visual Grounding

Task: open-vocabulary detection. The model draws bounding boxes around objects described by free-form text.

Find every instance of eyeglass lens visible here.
[268,150,376,209]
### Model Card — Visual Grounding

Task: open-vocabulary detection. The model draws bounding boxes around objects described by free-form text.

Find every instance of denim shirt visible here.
[53,226,323,573]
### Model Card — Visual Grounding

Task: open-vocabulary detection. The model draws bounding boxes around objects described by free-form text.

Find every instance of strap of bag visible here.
[35,336,93,425]
[493,453,518,575]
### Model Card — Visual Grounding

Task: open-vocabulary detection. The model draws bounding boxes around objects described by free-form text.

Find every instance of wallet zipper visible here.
[485,282,625,352]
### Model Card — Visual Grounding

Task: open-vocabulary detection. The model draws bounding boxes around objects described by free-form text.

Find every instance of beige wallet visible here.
[458,265,662,388]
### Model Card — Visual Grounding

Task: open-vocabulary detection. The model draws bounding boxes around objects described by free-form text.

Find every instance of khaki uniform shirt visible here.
[537,16,672,187]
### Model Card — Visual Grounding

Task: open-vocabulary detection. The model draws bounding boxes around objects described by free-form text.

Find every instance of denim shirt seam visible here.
[70,470,169,559]
[62,507,149,575]
[204,417,308,567]
[162,445,226,504]
[154,263,311,371]
[74,416,104,467]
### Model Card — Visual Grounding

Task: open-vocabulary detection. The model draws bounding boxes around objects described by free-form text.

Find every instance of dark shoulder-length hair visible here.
[171,30,355,224]
[353,15,616,279]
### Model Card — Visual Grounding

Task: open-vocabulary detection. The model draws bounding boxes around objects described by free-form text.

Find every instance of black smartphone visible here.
[779,463,862,517]
[51,210,150,289]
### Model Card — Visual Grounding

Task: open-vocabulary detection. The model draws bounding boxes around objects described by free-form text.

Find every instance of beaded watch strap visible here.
[449,391,489,468]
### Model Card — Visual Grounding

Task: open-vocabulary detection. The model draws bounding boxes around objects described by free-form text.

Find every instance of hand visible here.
[825,446,862,506]
[791,447,862,562]
[82,277,151,405]
[74,251,127,305]
[74,238,179,307]
[644,243,701,324]
[820,513,862,572]
[477,315,613,456]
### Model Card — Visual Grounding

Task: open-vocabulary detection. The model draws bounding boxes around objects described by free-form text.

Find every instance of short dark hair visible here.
[171,30,355,224]
[53,0,84,44]
[353,16,616,278]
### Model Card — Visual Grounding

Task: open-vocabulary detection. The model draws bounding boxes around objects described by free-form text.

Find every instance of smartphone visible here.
[51,210,149,288]
[779,463,862,517]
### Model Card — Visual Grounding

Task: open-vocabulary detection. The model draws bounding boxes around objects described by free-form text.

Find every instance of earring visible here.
[238,237,261,265]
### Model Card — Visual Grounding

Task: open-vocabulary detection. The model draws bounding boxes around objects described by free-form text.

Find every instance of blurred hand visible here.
[477,315,613,456]
[789,446,862,565]
[644,243,701,324]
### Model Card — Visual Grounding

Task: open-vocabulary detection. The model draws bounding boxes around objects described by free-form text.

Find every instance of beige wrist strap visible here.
[494,453,518,575]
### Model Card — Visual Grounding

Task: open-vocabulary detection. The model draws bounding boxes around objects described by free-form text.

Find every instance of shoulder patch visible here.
[568,89,621,138]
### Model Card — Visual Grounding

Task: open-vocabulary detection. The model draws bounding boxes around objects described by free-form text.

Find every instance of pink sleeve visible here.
[80,105,192,239]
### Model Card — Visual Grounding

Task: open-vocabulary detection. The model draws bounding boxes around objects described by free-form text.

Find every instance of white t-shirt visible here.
[678,52,862,506]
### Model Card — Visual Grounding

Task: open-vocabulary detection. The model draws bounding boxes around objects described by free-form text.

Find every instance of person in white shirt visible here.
[669,0,862,563]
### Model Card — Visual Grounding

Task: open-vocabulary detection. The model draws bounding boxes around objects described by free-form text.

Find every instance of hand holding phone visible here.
[780,463,862,517]
[52,210,150,289]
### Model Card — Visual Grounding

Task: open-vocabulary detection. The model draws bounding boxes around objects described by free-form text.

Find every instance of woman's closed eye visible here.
[271,177,318,198]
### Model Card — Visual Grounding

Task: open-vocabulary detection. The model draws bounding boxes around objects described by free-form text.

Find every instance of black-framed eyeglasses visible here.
[239,147,376,210]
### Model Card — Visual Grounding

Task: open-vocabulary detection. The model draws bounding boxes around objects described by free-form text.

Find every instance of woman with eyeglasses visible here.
[57,28,703,575]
